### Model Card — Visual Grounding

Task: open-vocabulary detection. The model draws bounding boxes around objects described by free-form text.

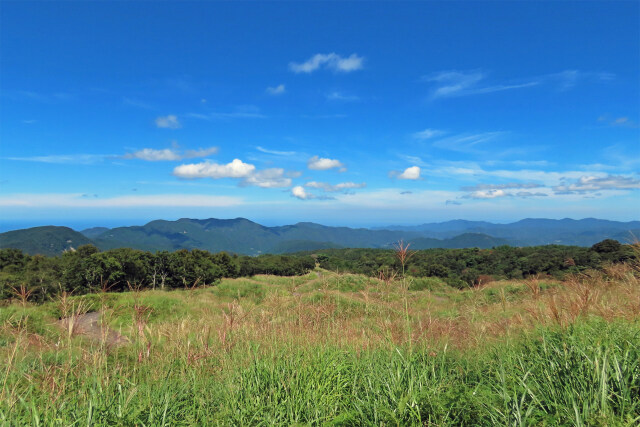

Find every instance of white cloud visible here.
[412,128,444,140]
[553,175,640,194]
[183,147,219,158]
[305,181,366,192]
[155,115,181,129]
[515,191,548,198]
[124,147,218,161]
[242,168,292,188]
[397,166,421,180]
[173,159,292,188]
[4,154,112,164]
[0,193,242,208]
[173,159,255,179]
[424,70,539,99]
[187,105,266,120]
[256,146,297,156]
[432,132,506,153]
[266,84,286,95]
[308,155,345,171]
[464,189,510,199]
[291,186,312,200]
[125,148,181,161]
[289,53,364,73]
[461,182,542,191]
[326,91,359,101]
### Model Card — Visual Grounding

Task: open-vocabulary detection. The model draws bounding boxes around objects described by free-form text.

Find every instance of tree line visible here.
[311,239,635,288]
[0,245,315,302]
[0,239,635,302]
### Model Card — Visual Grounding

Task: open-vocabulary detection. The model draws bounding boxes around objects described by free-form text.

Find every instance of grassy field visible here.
[1,263,639,425]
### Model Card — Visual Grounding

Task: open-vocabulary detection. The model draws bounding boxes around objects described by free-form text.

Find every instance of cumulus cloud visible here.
[173,159,255,179]
[173,159,292,188]
[396,166,421,180]
[305,181,366,192]
[308,155,345,171]
[124,147,218,161]
[291,186,312,200]
[155,115,181,129]
[412,128,444,140]
[289,53,364,73]
[553,175,640,194]
[464,189,511,199]
[266,84,286,95]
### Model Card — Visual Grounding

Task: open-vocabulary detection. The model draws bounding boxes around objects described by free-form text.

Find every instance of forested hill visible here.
[0,217,637,256]
[0,226,93,256]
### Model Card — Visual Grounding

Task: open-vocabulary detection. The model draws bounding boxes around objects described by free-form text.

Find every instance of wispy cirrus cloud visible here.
[11,90,74,103]
[462,189,548,200]
[124,146,218,161]
[432,132,506,153]
[305,181,366,192]
[289,53,364,73]
[460,182,543,192]
[412,128,445,140]
[256,146,298,156]
[155,115,181,129]
[553,175,640,194]
[3,154,115,165]
[266,84,286,95]
[0,193,242,208]
[326,91,359,101]
[423,69,613,100]
[597,114,638,128]
[424,71,538,99]
[187,105,267,120]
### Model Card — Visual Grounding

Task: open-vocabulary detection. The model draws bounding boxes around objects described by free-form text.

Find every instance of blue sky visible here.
[1,1,639,230]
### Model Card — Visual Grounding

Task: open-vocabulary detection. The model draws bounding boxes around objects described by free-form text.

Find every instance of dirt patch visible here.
[58,311,129,346]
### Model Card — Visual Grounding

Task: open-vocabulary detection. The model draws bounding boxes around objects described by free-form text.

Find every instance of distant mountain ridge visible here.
[374,218,640,246]
[0,217,637,256]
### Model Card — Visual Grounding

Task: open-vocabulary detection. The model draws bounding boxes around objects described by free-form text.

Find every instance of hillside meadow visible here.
[1,257,639,425]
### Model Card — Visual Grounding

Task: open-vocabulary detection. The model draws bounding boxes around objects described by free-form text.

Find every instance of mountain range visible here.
[0,217,637,256]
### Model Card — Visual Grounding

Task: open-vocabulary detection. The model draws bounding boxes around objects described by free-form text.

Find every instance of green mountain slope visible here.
[1,218,636,256]
[0,226,94,256]
[93,218,421,254]
[409,233,511,249]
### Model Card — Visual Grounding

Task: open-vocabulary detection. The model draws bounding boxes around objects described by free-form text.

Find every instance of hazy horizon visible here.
[1,2,638,225]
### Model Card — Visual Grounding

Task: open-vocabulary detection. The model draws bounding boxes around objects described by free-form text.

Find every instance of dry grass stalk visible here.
[10,284,34,307]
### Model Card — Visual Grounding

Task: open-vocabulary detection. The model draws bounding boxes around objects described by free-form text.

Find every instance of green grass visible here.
[1,320,638,425]
[1,271,639,425]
